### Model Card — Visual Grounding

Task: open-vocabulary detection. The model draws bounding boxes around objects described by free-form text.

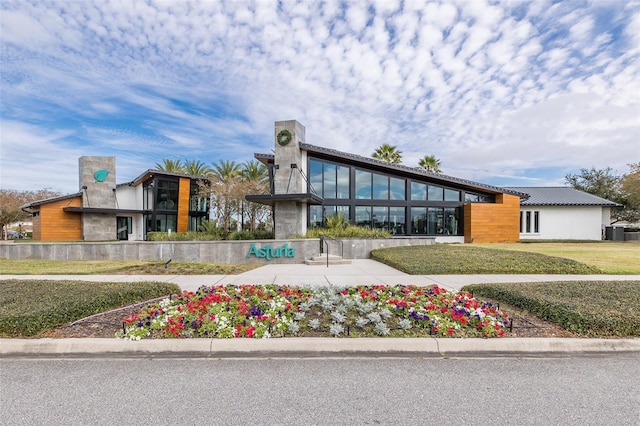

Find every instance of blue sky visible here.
[1,0,639,194]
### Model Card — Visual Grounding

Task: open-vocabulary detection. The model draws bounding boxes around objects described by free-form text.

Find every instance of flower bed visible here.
[118,284,512,340]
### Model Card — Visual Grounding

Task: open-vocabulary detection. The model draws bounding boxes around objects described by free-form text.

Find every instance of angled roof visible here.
[20,192,82,211]
[505,187,622,207]
[255,143,527,198]
[121,169,211,187]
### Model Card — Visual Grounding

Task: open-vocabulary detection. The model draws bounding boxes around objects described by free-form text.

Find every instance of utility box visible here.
[605,226,624,241]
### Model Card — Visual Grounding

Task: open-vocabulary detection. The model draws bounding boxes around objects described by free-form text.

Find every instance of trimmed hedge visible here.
[0,280,180,337]
[462,281,640,337]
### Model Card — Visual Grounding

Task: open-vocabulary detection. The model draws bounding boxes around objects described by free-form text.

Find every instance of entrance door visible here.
[116,217,131,240]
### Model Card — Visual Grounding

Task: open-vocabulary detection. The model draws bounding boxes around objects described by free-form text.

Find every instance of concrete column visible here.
[273,120,306,239]
[79,156,117,241]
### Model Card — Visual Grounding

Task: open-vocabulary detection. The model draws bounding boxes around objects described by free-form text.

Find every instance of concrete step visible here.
[305,254,352,265]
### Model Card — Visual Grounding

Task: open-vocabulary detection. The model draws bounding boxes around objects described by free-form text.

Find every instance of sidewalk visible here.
[2,259,638,292]
[2,260,638,358]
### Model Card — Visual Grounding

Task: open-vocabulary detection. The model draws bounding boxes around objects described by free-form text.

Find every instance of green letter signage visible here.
[247,243,295,261]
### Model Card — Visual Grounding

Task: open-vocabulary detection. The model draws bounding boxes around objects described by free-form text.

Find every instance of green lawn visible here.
[475,242,640,274]
[0,259,259,275]
[370,244,601,274]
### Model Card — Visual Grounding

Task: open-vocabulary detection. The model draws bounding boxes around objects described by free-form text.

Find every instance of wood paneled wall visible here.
[38,197,83,241]
[177,177,190,233]
[463,193,520,243]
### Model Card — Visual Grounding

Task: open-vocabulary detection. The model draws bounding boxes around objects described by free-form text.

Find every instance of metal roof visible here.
[254,144,527,198]
[20,192,82,211]
[505,187,622,207]
[121,169,211,187]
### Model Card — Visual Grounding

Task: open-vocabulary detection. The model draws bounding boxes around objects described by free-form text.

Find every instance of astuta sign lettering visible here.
[246,243,295,261]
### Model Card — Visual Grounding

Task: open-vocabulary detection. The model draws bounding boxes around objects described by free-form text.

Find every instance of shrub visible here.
[304,225,391,239]
[0,280,180,337]
[462,281,640,337]
[228,230,275,240]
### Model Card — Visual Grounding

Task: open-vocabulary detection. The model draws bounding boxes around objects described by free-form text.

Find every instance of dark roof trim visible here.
[245,193,323,206]
[20,193,82,210]
[254,145,527,198]
[300,143,528,197]
[63,207,150,214]
[122,169,211,187]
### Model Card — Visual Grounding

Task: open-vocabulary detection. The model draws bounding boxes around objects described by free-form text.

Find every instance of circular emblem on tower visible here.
[277,129,292,146]
[94,169,109,182]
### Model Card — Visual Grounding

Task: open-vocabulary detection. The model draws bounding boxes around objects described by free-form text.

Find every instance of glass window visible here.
[372,206,388,230]
[355,206,372,228]
[411,182,426,200]
[534,211,540,233]
[323,163,337,199]
[156,180,179,211]
[428,207,444,234]
[411,207,426,234]
[389,207,405,235]
[356,170,372,199]
[155,214,177,232]
[336,166,350,199]
[465,193,480,202]
[520,211,524,233]
[373,173,388,200]
[309,205,323,228]
[444,208,459,235]
[428,185,443,201]
[390,177,406,200]
[309,160,323,196]
[444,189,460,201]
[525,211,531,233]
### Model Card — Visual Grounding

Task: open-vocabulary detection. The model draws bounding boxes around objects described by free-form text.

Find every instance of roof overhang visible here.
[63,207,149,214]
[245,193,323,206]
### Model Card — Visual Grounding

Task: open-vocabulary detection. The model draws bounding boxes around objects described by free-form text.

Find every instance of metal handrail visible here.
[319,235,344,267]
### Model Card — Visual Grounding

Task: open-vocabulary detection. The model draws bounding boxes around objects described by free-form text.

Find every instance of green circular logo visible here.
[277,129,292,146]
[94,169,109,182]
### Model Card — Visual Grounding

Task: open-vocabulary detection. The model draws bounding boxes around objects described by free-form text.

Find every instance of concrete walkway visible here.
[2,260,639,358]
[2,259,638,292]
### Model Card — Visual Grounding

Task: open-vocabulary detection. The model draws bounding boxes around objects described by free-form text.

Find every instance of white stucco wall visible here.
[519,206,606,240]
[115,185,145,240]
[115,185,139,209]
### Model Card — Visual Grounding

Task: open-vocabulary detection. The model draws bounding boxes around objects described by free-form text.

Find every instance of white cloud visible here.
[0,0,638,193]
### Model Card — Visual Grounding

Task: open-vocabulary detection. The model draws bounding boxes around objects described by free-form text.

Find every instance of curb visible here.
[2,337,639,358]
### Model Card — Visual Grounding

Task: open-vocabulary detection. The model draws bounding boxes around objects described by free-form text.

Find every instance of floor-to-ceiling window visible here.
[307,156,492,236]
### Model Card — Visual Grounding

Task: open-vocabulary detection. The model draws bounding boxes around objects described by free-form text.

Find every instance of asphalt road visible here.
[2,356,639,425]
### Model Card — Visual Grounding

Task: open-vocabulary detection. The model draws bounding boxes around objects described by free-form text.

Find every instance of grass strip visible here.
[0,259,259,275]
[462,281,640,337]
[370,245,601,274]
[0,280,181,337]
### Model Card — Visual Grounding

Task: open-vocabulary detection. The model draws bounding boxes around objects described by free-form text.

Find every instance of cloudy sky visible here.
[1,0,639,194]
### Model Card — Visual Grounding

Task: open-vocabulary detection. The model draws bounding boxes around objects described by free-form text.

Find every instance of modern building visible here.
[505,186,622,240]
[246,120,525,243]
[21,157,210,241]
[27,120,621,244]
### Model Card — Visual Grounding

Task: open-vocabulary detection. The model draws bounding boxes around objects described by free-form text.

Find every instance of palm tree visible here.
[155,159,184,172]
[210,160,243,232]
[418,155,442,173]
[183,159,212,177]
[372,144,402,164]
[241,160,270,230]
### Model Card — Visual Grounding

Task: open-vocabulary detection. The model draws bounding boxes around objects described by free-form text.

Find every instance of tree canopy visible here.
[565,164,640,224]
[418,155,442,173]
[0,189,61,239]
[372,144,402,164]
